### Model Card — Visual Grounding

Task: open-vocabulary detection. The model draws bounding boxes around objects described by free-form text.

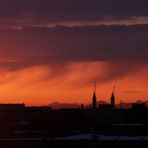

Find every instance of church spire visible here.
[92,81,97,109]
[110,85,115,109]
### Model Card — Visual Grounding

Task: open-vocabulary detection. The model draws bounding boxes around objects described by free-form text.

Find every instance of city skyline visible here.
[0,83,147,107]
[0,0,147,105]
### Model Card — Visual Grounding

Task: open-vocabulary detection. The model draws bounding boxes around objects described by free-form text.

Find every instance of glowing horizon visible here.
[0,61,147,106]
[0,1,148,106]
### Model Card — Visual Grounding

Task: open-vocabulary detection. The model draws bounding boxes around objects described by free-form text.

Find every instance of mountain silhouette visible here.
[48,101,80,109]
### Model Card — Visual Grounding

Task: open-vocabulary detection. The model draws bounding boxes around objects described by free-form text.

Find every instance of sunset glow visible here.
[0,61,147,106]
[0,0,147,106]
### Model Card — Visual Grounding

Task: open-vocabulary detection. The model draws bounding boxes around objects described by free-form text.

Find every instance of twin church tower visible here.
[92,82,115,110]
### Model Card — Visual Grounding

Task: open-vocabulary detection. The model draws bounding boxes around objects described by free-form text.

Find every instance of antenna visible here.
[94,81,97,94]
[113,85,115,95]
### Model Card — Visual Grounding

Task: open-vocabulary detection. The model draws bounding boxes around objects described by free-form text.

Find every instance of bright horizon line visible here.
[0,99,147,107]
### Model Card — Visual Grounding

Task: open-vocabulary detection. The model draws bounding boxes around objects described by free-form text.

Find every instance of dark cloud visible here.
[0,25,148,62]
[0,0,147,102]
[99,60,148,81]
[0,0,148,24]
[0,24,147,84]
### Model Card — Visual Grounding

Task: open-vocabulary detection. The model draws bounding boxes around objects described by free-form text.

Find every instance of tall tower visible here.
[92,82,97,109]
[110,85,115,108]
[110,92,115,108]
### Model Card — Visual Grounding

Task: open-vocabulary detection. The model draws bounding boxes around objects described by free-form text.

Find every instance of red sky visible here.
[0,0,148,105]
[0,61,147,106]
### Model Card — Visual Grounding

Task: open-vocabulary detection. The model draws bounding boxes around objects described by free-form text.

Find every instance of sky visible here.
[0,0,148,105]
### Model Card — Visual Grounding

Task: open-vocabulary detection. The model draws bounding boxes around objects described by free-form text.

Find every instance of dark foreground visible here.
[0,140,147,148]
[0,104,148,147]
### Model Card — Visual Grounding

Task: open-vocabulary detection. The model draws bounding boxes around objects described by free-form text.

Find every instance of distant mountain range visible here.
[48,102,80,109]
[48,101,108,109]
[48,100,148,109]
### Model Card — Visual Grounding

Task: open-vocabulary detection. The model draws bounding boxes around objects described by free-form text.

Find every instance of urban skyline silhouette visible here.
[0,0,148,147]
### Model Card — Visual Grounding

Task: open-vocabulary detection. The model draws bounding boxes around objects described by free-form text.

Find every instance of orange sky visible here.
[0,61,147,106]
[0,1,148,106]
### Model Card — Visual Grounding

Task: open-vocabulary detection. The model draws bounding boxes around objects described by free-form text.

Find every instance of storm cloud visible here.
[0,0,147,27]
[0,1,147,81]
[0,0,147,104]
[0,25,148,64]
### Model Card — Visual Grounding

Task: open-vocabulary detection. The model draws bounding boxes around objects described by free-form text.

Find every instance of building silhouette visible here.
[92,92,97,109]
[110,92,115,109]
[92,82,97,109]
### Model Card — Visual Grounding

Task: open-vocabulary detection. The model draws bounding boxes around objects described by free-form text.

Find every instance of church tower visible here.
[110,92,115,108]
[92,82,97,109]
[110,85,115,108]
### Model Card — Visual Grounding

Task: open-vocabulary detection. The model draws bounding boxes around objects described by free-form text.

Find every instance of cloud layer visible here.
[0,0,147,104]
[0,0,148,21]
[0,25,147,69]
[0,0,148,28]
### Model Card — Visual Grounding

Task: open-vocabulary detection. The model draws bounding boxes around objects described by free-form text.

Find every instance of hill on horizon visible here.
[48,101,80,109]
[47,100,148,109]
